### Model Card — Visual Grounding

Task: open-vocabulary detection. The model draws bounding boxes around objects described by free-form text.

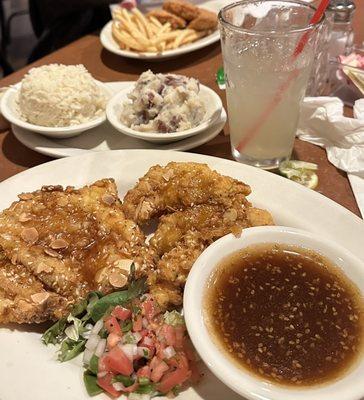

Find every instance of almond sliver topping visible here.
[21,227,39,244]
[31,292,50,304]
[50,238,69,250]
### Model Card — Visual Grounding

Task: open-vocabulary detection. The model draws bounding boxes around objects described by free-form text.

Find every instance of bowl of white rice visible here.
[0,64,110,138]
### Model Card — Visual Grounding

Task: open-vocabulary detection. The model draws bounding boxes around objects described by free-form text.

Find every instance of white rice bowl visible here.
[17,64,107,127]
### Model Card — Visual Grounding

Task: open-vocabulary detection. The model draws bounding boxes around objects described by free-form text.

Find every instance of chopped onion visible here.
[91,320,104,335]
[142,336,153,346]
[133,332,142,343]
[142,318,148,328]
[163,346,176,359]
[85,334,100,351]
[97,371,107,378]
[83,348,94,365]
[112,382,125,391]
[121,344,137,361]
[137,346,150,359]
[81,324,94,339]
[95,338,106,358]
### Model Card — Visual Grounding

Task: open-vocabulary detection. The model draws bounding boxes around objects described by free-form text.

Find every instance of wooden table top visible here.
[0,1,363,217]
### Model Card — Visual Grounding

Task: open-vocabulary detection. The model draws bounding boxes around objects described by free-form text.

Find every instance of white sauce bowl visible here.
[184,226,364,400]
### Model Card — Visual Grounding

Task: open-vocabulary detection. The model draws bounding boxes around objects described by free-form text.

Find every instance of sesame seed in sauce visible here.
[204,244,364,387]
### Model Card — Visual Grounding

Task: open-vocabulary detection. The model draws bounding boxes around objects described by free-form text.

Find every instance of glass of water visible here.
[219,0,324,169]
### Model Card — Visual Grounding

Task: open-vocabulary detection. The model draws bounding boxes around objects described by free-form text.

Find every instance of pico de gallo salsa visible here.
[42,277,200,399]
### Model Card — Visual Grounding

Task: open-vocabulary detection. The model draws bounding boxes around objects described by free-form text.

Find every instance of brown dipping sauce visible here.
[204,244,364,386]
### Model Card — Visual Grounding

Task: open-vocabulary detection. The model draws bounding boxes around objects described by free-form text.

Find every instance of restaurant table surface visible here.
[0,1,363,217]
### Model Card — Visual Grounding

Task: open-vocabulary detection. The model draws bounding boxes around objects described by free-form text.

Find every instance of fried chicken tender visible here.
[150,203,249,256]
[148,9,186,29]
[188,9,218,31]
[0,250,68,324]
[0,179,147,306]
[123,162,251,224]
[149,231,207,309]
[163,0,198,21]
[149,206,274,310]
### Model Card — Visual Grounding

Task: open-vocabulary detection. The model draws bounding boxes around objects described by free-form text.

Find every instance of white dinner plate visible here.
[12,82,226,158]
[0,150,363,400]
[100,0,228,60]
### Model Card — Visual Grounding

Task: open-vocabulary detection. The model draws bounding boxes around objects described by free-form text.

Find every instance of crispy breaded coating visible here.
[148,207,274,310]
[163,0,198,21]
[123,162,251,224]
[148,9,186,29]
[0,179,146,304]
[0,250,68,324]
[150,203,250,256]
[149,231,207,309]
[247,207,275,227]
[188,9,217,31]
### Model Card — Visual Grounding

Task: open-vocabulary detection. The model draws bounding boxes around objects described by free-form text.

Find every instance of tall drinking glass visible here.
[219,0,324,169]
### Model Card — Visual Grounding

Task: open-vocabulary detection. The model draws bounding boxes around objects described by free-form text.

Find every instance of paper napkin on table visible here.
[297,97,364,217]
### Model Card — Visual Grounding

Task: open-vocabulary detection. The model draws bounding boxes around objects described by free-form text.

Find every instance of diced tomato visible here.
[141,335,156,353]
[99,295,192,397]
[150,355,160,371]
[137,365,151,379]
[98,356,107,373]
[133,314,143,332]
[155,340,166,359]
[174,326,185,350]
[141,299,156,321]
[160,324,176,347]
[105,316,121,334]
[112,306,132,321]
[107,332,121,349]
[102,345,133,376]
[150,356,169,382]
[157,367,191,394]
[97,373,120,397]
[139,329,148,338]
[166,352,189,370]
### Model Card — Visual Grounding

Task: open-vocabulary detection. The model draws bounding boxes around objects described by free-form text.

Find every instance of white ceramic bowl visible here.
[0,81,111,139]
[106,83,223,143]
[184,226,364,400]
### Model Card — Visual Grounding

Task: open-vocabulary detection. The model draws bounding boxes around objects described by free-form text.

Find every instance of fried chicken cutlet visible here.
[150,203,250,256]
[148,9,186,29]
[0,250,68,324]
[163,0,198,21]
[0,179,149,310]
[188,9,217,31]
[149,231,207,308]
[148,203,274,310]
[122,162,251,224]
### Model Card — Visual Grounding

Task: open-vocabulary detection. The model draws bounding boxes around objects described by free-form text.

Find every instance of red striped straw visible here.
[236,0,330,152]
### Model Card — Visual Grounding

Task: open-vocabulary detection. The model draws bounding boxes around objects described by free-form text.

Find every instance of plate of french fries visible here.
[100,0,221,60]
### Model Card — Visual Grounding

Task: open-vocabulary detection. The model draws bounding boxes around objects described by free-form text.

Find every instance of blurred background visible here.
[1,0,36,74]
[0,0,363,80]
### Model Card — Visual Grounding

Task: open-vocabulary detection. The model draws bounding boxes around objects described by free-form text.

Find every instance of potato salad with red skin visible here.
[120,70,206,133]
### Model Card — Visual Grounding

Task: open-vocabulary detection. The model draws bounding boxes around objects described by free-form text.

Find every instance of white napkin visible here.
[297,97,364,217]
